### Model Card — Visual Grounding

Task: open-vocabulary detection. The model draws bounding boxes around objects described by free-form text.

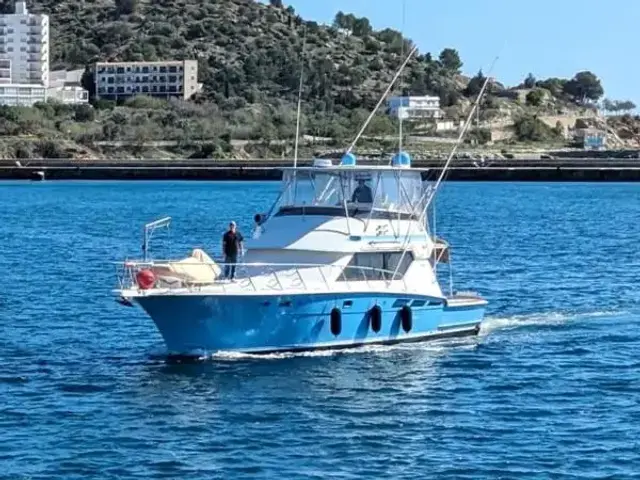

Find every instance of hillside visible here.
[0,0,637,159]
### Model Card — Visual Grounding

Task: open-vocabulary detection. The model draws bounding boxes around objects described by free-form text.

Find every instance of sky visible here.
[273,0,638,108]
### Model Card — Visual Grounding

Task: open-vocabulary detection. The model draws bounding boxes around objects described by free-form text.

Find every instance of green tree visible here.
[617,100,637,112]
[114,0,136,16]
[80,66,95,100]
[352,17,372,37]
[525,88,545,107]
[563,71,604,103]
[465,69,486,97]
[524,73,536,89]
[513,115,560,142]
[438,48,462,73]
[536,77,567,97]
[333,11,346,28]
[74,104,95,122]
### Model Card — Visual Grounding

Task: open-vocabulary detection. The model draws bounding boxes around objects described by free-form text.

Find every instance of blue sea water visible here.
[1,180,640,479]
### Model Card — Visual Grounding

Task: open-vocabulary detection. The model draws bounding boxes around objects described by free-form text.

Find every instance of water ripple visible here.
[2,181,640,479]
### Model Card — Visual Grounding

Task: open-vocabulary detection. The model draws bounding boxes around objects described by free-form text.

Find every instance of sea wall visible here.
[3,158,640,181]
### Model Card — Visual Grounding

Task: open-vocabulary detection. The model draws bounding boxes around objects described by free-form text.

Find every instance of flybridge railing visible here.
[115,260,415,295]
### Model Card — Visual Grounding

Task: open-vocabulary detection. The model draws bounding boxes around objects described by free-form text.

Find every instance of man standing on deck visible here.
[222,221,244,281]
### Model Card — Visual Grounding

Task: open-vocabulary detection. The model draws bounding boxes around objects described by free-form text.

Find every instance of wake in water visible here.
[480,308,630,335]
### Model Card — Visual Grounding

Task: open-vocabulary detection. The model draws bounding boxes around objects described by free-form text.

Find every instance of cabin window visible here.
[337,252,414,281]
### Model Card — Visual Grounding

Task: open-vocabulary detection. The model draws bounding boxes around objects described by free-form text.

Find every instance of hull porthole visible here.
[369,305,382,333]
[400,305,412,333]
[330,307,342,336]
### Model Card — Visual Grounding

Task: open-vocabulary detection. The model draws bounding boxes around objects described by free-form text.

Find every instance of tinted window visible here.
[337,252,414,281]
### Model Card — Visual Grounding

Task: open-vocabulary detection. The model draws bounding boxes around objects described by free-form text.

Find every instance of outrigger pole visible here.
[293,31,307,169]
[345,43,419,155]
[389,52,502,282]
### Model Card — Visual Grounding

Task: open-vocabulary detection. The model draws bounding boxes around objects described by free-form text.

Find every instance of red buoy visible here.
[136,269,156,290]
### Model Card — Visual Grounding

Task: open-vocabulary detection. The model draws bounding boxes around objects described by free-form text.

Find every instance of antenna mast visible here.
[398,0,406,154]
[293,32,307,168]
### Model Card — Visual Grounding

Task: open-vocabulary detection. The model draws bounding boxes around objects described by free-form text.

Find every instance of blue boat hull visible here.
[134,292,486,355]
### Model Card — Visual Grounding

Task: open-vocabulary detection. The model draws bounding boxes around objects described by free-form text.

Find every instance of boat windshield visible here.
[279,169,425,214]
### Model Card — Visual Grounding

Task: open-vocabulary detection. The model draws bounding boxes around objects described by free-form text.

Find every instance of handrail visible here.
[115,260,429,296]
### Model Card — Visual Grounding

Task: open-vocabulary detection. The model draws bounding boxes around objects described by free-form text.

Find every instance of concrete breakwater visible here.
[3,158,640,181]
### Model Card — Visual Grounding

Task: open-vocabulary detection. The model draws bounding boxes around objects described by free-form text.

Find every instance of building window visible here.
[159,76,166,82]
[7,47,12,52]
[159,85,166,93]
[159,66,167,73]
[169,66,177,73]
[20,20,26,24]
[126,66,131,72]
[116,67,124,74]
[107,86,114,93]
[168,85,177,93]
[117,86,124,93]
[107,77,114,84]
[142,76,148,82]
[107,67,115,73]
[98,87,105,93]
[142,66,149,73]
[134,66,140,73]
[142,86,148,93]
[167,75,176,83]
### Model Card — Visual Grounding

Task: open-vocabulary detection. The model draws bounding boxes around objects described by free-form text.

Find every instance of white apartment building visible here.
[388,96,443,120]
[94,60,199,100]
[0,1,49,88]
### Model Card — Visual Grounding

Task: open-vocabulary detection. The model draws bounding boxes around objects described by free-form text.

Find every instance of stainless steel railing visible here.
[115,260,412,294]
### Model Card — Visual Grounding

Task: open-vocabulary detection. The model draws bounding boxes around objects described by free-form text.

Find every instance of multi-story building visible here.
[388,95,443,120]
[0,1,49,87]
[94,60,199,100]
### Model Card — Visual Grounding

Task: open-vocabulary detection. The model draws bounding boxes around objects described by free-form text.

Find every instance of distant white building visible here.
[388,96,443,121]
[94,60,200,100]
[0,83,44,105]
[47,68,89,104]
[0,1,49,87]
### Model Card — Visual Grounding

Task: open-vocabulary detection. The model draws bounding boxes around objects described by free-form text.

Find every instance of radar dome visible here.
[391,151,412,168]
